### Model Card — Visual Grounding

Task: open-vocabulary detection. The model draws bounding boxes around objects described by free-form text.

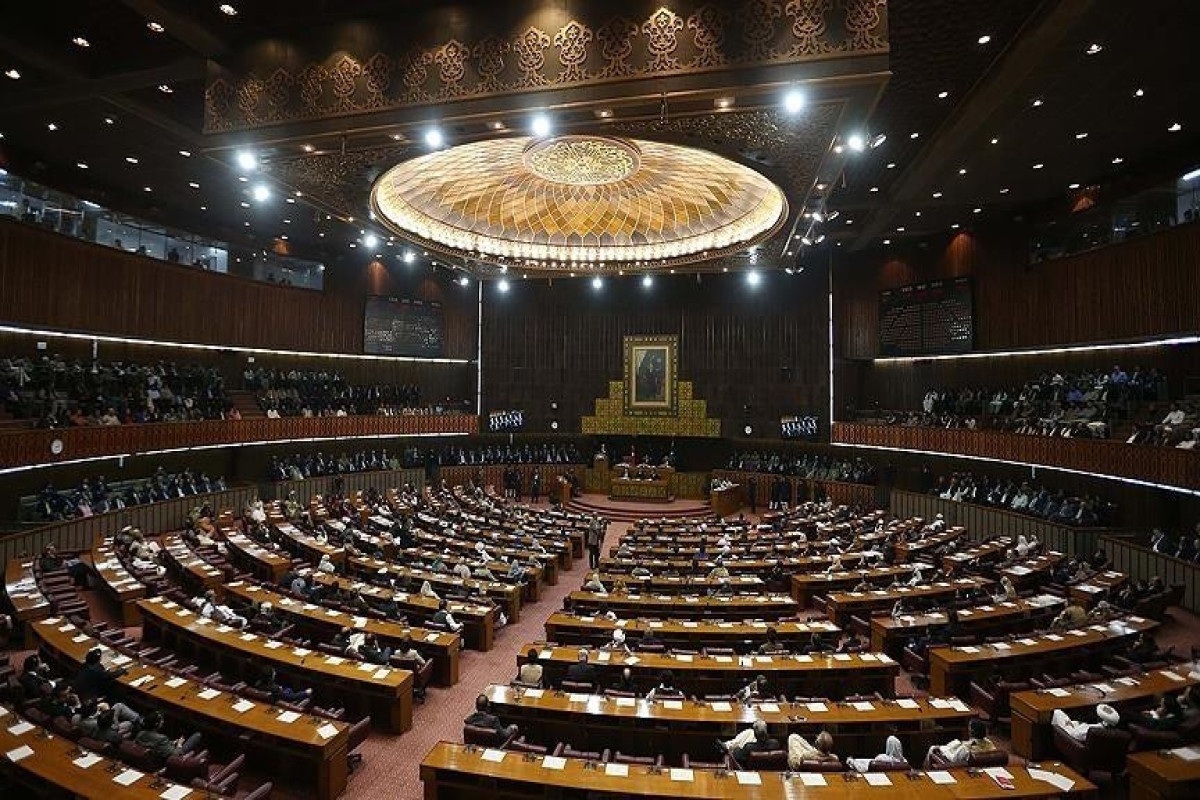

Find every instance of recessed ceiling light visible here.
[104,116,114,125]
[158,84,173,93]
[302,144,314,152]
[990,137,999,145]
[869,186,879,193]
[530,113,552,138]
[845,219,853,225]
[4,69,20,80]
[973,207,982,214]
[909,132,919,139]
[882,239,891,245]
[977,34,992,45]
[1075,132,1088,140]
[958,167,967,175]
[76,162,88,169]
[237,176,248,182]
[714,97,733,110]
[932,191,943,198]
[285,197,295,204]
[886,162,896,169]
[178,150,192,157]
[283,219,291,224]
[1133,88,1144,98]
[1068,183,1080,189]
[847,133,866,152]
[390,133,403,141]
[1112,156,1124,164]
[235,150,257,171]
[72,36,90,48]
[239,201,249,208]
[1032,163,1044,169]
[424,128,444,148]
[914,211,922,217]
[219,4,237,15]
[951,223,960,230]
[896,226,906,232]
[1168,122,1182,133]
[125,156,138,164]
[143,186,152,192]
[188,182,199,188]
[1031,98,1043,107]
[200,206,206,211]
[252,185,270,202]
[1086,43,1103,55]
[937,90,949,99]
[244,222,251,227]
[999,187,1010,194]
[147,21,164,33]
[47,123,58,131]
[816,183,827,191]
[783,89,805,114]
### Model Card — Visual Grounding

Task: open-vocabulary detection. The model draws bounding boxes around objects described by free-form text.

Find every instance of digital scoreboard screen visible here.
[879,277,973,357]
[364,296,444,357]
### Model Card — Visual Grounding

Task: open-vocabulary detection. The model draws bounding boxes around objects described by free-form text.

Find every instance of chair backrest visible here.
[797,758,845,772]
[240,781,273,800]
[463,724,506,747]
[1087,727,1131,769]
[506,737,548,755]
[967,748,1009,768]
[746,749,788,770]
[866,758,912,772]
[613,751,657,765]
[561,680,594,693]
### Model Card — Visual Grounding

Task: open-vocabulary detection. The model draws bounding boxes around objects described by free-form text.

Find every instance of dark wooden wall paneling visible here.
[480,268,830,436]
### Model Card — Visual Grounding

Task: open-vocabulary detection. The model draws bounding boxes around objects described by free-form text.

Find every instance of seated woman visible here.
[847,735,907,772]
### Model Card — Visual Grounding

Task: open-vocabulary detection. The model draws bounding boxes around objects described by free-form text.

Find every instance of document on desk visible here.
[232,699,255,714]
[852,701,874,711]
[669,768,694,782]
[735,771,762,785]
[710,701,732,712]
[277,711,301,724]
[113,768,145,786]
[1046,688,1071,697]
[1171,746,1200,761]
[604,762,628,777]
[73,752,104,769]
[317,723,340,740]
[758,702,780,713]
[927,771,956,785]
[897,698,920,709]
[160,785,194,800]
[864,773,892,786]
[524,688,544,698]
[615,697,636,707]
[798,773,827,787]
[7,722,35,736]
[806,702,828,713]
[1028,768,1075,791]
[164,677,188,689]
[480,748,506,763]
[662,700,684,710]
[541,755,566,771]
[197,688,221,700]
[5,745,34,762]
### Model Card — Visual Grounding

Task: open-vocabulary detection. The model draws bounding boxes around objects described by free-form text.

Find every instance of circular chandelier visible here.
[370,134,788,273]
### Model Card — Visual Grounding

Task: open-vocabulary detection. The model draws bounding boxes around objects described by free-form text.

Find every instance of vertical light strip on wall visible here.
[827,255,835,427]
[476,280,484,415]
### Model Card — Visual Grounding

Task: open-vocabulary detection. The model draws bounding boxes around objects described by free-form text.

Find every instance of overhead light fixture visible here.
[178,150,191,157]
[882,239,891,245]
[1133,88,1144,98]
[104,116,114,125]
[973,207,982,214]
[990,137,999,145]
[870,133,887,148]
[424,128,444,148]
[72,36,90,48]
[1182,167,1200,182]
[958,167,967,175]
[594,109,613,119]
[530,113,552,138]
[1168,122,1182,133]
[4,68,19,80]
[1112,156,1124,164]
[219,4,237,15]
[746,271,761,286]
[909,132,920,139]
[1068,183,1081,189]
[1032,163,1044,169]
[458,276,470,286]
[47,122,58,131]
[125,156,138,164]
[800,236,813,246]
[869,186,879,193]
[76,162,88,169]
[143,186,152,192]
[591,276,603,290]
[814,234,825,244]
[147,21,164,33]
[714,97,733,110]
[825,210,839,221]
[895,226,905,232]
[1031,98,1043,107]
[937,90,949,99]
[239,201,249,208]
[932,191,943,198]
[783,89,805,114]
[1086,43,1103,55]
[978,34,992,45]
[363,234,379,249]
[1075,132,1088,140]
[951,223,960,230]
[285,197,295,204]
[999,187,1010,194]
[642,275,653,288]
[403,250,415,264]
[497,279,510,293]
[188,182,199,189]
[158,84,173,93]
[302,144,314,152]
[235,150,257,171]
[847,133,866,152]
[252,184,270,202]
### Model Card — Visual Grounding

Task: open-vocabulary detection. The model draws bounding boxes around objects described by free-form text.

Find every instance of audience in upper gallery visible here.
[267,442,585,481]
[432,442,583,466]
[927,471,1116,527]
[2,355,229,427]
[857,365,1185,441]
[247,367,441,417]
[30,467,227,522]
[726,451,878,484]
[1145,523,1200,562]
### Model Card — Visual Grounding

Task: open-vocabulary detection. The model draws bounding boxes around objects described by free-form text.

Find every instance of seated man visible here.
[757,628,787,655]
[39,681,82,721]
[848,735,907,773]
[195,590,248,628]
[19,654,54,698]
[72,647,128,700]
[582,572,608,595]
[565,649,597,685]
[78,703,134,744]
[255,667,313,703]
[395,635,428,668]
[645,670,680,700]
[432,599,463,633]
[786,730,838,770]
[605,628,631,653]
[517,649,543,686]
[464,694,518,740]
[720,720,780,767]
[358,633,393,666]
[134,711,203,759]
[1137,693,1185,731]
[1052,703,1120,741]
[924,719,998,767]
[735,674,771,703]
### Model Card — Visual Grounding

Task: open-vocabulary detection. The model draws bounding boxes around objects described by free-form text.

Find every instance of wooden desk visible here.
[600,552,867,577]
[4,558,51,646]
[137,597,413,733]
[420,743,1097,799]
[790,566,915,607]
[349,556,523,623]
[31,617,350,800]
[394,545,545,601]
[544,612,839,650]
[273,521,346,567]
[942,537,1013,568]
[482,684,972,764]
[1069,570,1128,607]
[223,529,293,583]
[1128,749,1200,800]
[710,484,743,518]
[928,616,1159,697]
[1009,664,1198,759]
[893,528,966,562]
[224,580,461,686]
[610,477,672,501]
[526,643,898,698]
[595,572,765,595]
[824,578,994,627]
[0,703,198,800]
[567,590,798,621]
[86,541,147,626]
[160,535,225,593]
[869,595,1066,657]
[1002,552,1065,589]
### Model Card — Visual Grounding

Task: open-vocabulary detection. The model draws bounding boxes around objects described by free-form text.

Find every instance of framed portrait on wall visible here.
[623,335,678,416]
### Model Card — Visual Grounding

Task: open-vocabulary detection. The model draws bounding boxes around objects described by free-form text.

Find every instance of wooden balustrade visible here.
[0,414,479,469]
[710,468,879,509]
[833,422,1200,492]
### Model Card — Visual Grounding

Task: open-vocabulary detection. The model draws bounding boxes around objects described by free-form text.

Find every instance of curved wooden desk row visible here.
[160,535,226,594]
[544,612,840,649]
[4,558,51,626]
[566,590,798,621]
[790,566,916,607]
[31,616,350,800]
[481,685,973,762]
[136,598,413,734]
[928,616,1158,696]
[1009,665,1200,760]
[420,743,1097,799]
[222,580,461,686]
[86,540,150,626]
[1128,749,1200,800]
[0,703,198,800]
[943,537,1014,567]
[593,572,766,594]
[869,595,1067,657]
[823,577,995,626]
[600,553,865,577]
[347,556,523,624]
[0,413,479,468]
[525,644,898,698]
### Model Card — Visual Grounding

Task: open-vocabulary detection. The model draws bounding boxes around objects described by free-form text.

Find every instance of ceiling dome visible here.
[370,134,787,271]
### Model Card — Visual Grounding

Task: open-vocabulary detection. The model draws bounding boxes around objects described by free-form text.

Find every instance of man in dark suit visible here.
[747,476,757,514]
[722,720,781,767]
[564,649,597,685]
[464,694,518,739]
[73,647,127,700]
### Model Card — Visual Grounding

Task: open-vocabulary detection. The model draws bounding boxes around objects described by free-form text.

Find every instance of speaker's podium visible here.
[609,463,674,502]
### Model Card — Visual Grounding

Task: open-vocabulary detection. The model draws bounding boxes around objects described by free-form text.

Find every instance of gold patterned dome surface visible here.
[370,135,787,269]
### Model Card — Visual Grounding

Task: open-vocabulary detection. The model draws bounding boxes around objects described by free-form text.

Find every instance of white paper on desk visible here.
[795,654,814,663]
[197,688,221,700]
[1045,634,1063,642]
[317,723,339,740]
[159,786,192,800]
[540,649,554,660]
[1117,677,1139,686]
[735,771,762,786]
[832,653,851,661]
[238,633,257,642]
[662,700,684,710]
[128,675,154,688]
[984,767,1013,780]
[264,641,284,650]
[277,711,301,724]
[113,768,145,786]
[675,654,694,663]
[216,625,232,633]
[1028,768,1075,791]
[604,762,629,777]
[758,702,780,713]
[1162,671,1185,682]
[927,771,956,785]
[1092,684,1116,694]
[164,677,188,689]
[669,768,694,782]
[568,694,590,703]
[109,654,132,667]
[798,773,827,787]
[73,752,104,769]
[596,652,611,663]
[232,699,255,714]
[71,634,90,644]
[542,755,567,771]
[615,697,636,707]
[1018,638,1037,647]
[1171,746,1200,761]
[58,623,75,632]
[6,721,35,736]
[624,657,640,666]
[1046,688,1071,697]
[714,655,733,663]
[806,702,828,712]
[992,643,1011,651]
[711,701,732,712]
[930,698,953,709]
[863,773,892,786]
[960,646,980,653]
[292,648,311,657]
[858,653,878,661]
[325,656,346,666]
[897,698,920,709]
[372,669,392,680]
[949,700,971,713]
[852,701,874,711]
[177,610,192,618]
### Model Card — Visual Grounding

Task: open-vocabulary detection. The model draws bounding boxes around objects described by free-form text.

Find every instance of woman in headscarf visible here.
[994,575,1018,603]
[419,579,440,600]
[847,735,907,773]
[317,554,336,574]
[1016,535,1032,558]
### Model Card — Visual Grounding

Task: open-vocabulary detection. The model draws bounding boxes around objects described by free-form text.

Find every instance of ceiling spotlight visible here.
[594,109,613,120]
[937,90,949,100]
[932,191,943,198]
[909,132,920,139]
[1112,156,1124,164]
[800,236,812,246]
[714,97,733,110]
[530,113,552,138]
[403,250,415,264]
[235,150,257,171]
[814,234,825,244]
[825,210,839,221]
[896,226,906,232]
[252,184,270,202]
[104,116,114,125]
[1133,88,1144,98]
[4,68,20,80]
[302,144,314,153]
[783,89,805,114]
[999,187,1010,194]
[424,127,444,148]
[833,144,845,154]
[363,234,379,248]
[178,150,191,157]
[870,133,887,148]
[458,276,470,286]
[1032,163,1044,169]
[1068,183,1081,189]
[746,271,761,287]
[158,84,173,93]
[219,4,237,15]
[76,162,88,169]
[642,275,653,288]
[188,182,199,189]
[72,36,90,48]
[125,156,138,164]
[143,186,152,192]
[978,34,992,45]
[239,201,249,208]
[47,122,58,131]
[1085,43,1103,55]
[869,186,879,193]
[147,21,164,33]
[951,223,960,230]
[1031,98,1043,107]
[882,239,891,245]
[958,167,967,175]
[973,207,982,214]
[497,279,510,293]
[990,137,999,145]
[1168,122,1182,133]
[847,133,866,152]
[591,276,603,290]
[1075,132,1088,139]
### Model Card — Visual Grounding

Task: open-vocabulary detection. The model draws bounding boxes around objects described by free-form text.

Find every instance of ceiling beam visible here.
[119,0,229,59]
[849,0,1093,250]
[0,59,206,112]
